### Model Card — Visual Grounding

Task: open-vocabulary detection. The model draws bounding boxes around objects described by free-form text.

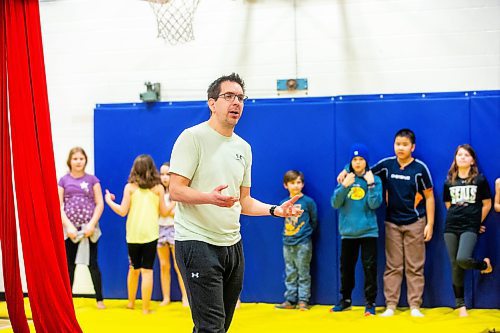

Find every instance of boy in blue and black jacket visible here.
[331,144,383,316]
[275,170,318,311]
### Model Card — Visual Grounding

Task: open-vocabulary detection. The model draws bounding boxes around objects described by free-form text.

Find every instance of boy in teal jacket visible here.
[331,144,383,316]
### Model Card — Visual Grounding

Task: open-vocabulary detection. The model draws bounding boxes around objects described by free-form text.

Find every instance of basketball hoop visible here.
[147,0,200,45]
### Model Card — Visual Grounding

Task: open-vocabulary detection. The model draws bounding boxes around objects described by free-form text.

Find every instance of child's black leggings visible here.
[444,231,486,307]
[65,238,104,302]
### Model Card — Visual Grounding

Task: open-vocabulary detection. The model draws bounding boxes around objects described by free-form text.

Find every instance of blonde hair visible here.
[66,147,88,171]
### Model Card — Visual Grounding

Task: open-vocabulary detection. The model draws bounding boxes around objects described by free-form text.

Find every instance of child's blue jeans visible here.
[283,240,312,303]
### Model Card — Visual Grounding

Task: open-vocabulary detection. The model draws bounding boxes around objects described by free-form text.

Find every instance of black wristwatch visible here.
[367,182,375,189]
[269,205,278,217]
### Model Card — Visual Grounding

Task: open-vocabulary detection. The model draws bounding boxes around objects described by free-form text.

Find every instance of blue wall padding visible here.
[94,91,499,309]
[334,94,473,308]
[469,93,500,308]
[236,100,337,304]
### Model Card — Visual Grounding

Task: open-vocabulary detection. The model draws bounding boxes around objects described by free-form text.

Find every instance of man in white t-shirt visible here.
[169,73,301,333]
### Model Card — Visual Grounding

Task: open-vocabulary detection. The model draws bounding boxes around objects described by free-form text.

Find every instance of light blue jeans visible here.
[283,240,312,303]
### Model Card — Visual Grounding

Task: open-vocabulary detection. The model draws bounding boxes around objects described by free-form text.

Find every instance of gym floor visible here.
[0,298,498,332]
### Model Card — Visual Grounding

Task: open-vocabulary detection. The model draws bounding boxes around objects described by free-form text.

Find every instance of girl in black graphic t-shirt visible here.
[443,144,492,317]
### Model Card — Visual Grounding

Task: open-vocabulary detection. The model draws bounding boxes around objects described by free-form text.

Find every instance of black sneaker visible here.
[364,303,376,316]
[330,299,352,312]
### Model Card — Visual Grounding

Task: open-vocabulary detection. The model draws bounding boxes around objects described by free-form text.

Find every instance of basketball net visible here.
[147,0,200,45]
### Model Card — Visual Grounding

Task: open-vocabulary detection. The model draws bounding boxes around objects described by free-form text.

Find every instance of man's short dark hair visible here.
[394,128,416,144]
[207,73,245,101]
[283,170,304,184]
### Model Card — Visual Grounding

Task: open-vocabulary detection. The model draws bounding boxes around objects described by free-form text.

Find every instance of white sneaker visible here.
[410,308,424,317]
[379,308,395,317]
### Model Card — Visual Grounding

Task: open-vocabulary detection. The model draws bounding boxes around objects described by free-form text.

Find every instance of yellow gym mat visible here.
[0,298,498,332]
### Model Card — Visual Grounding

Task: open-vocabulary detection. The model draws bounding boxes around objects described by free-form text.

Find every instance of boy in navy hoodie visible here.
[331,144,383,316]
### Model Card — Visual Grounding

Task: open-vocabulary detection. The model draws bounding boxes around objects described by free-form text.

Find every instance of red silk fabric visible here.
[1,2,30,332]
[1,0,82,331]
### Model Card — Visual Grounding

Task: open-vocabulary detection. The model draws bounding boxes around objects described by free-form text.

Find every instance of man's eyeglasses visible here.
[217,93,248,103]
